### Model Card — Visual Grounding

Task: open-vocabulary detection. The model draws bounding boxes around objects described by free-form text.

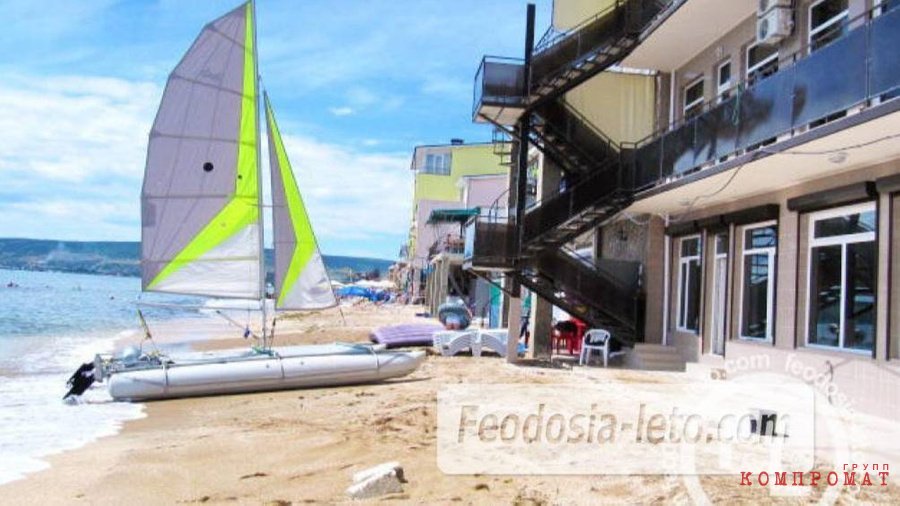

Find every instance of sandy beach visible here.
[3,304,898,505]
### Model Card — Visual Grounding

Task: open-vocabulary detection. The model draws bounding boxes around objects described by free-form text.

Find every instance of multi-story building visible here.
[466,0,900,418]
[404,140,508,303]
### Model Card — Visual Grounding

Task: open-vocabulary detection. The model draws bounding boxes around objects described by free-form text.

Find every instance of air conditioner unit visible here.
[758,0,791,15]
[757,7,793,45]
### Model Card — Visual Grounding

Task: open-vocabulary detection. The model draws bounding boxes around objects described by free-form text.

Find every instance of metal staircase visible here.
[467,1,679,347]
[528,0,674,107]
[514,248,644,344]
[473,0,679,124]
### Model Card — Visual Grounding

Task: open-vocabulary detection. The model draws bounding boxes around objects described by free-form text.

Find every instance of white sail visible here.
[141,2,262,299]
[265,94,337,310]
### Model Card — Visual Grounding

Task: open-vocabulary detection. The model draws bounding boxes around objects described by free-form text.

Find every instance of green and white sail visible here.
[265,94,336,309]
[141,2,262,299]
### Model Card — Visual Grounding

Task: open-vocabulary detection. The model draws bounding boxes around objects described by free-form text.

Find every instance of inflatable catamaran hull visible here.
[101,345,425,401]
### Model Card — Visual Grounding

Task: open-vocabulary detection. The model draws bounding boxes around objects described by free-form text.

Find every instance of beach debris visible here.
[345,462,405,499]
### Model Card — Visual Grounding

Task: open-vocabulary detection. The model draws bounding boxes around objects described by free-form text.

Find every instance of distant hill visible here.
[0,238,394,283]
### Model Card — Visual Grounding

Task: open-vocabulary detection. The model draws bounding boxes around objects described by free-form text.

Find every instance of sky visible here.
[0,0,551,260]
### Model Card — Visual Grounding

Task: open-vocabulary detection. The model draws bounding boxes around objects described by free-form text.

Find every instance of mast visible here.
[251,0,268,348]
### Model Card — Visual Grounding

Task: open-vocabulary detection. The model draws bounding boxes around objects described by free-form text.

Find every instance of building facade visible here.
[467,0,900,418]
[405,141,508,302]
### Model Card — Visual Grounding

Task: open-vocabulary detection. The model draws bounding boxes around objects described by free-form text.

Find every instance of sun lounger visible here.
[477,329,511,358]
[433,330,478,356]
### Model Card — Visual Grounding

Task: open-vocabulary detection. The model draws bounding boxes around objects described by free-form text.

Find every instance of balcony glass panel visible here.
[633,138,663,188]
[663,119,698,175]
[791,27,867,126]
[693,97,739,166]
[736,69,793,149]
[870,7,900,96]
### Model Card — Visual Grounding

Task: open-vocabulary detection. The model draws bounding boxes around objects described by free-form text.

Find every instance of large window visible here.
[423,152,451,175]
[740,223,777,341]
[683,78,705,118]
[746,42,779,84]
[677,235,702,333]
[809,0,849,52]
[807,203,876,352]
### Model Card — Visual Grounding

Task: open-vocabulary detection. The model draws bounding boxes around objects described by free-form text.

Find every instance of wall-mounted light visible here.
[828,151,849,164]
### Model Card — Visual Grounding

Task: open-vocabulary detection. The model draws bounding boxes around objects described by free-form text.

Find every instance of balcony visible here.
[463,218,517,272]
[627,6,900,193]
[428,234,465,258]
[473,56,526,125]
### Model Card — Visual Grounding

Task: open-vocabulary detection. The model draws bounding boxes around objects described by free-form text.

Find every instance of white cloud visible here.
[328,106,355,117]
[0,74,159,183]
[0,73,413,257]
[279,134,412,244]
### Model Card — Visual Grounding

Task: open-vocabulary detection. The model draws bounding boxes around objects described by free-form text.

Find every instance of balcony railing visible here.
[428,234,465,258]
[626,6,900,190]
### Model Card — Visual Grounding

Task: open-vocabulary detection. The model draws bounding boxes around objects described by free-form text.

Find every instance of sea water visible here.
[0,268,205,484]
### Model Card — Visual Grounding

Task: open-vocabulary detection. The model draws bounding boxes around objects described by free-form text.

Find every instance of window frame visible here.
[746,41,779,82]
[808,0,849,53]
[682,77,705,119]
[738,221,777,342]
[717,59,733,103]
[804,202,877,354]
[423,152,451,175]
[676,234,703,333]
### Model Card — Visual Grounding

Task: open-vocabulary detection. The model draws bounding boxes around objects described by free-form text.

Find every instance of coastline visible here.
[3,304,898,504]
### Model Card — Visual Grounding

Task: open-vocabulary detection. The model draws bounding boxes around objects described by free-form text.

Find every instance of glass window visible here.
[741,224,777,340]
[813,210,876,238]
[807,204,877,352]
[423,153,451,175]
[747,42,779,83]
[678,235,702,332]
[683,78,705,118]
[715,233,729,255]
[717,61,732,102]
[810,0,849,52]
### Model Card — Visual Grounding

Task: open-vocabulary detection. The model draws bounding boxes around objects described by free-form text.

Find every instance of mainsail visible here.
[265,94,337,309]
[141,2,262,299]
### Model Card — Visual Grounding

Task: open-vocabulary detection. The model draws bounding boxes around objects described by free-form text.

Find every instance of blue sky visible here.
[0,0,551,260]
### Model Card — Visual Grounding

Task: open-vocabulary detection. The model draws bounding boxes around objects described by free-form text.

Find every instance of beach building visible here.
[403,140,508,307]
[466,0,900,418]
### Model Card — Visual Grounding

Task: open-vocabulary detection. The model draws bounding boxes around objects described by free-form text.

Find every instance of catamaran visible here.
[67,1,424,401]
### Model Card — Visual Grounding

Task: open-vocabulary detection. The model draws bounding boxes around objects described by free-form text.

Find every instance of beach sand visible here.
[3,304,898,505]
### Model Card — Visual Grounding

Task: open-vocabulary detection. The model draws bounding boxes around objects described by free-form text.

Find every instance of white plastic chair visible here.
[579,329,610,367]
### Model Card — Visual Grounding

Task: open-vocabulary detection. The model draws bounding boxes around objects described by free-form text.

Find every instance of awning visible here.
[427,208,480,224]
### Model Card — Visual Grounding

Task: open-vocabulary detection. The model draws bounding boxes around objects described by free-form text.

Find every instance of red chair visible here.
[552,319,586,355]
[572,319,587,354]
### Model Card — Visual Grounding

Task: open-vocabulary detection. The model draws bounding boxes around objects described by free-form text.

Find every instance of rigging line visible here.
[669,154,759,223]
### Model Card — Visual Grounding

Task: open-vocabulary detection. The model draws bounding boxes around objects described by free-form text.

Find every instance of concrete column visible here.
[411,267,420,304]
[529,295,553,359]
[525,156,563,359]
[506,294,521,364]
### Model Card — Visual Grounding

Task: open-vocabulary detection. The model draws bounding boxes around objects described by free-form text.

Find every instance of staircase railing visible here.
[533,100,621,173]
[529,0,676,102]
